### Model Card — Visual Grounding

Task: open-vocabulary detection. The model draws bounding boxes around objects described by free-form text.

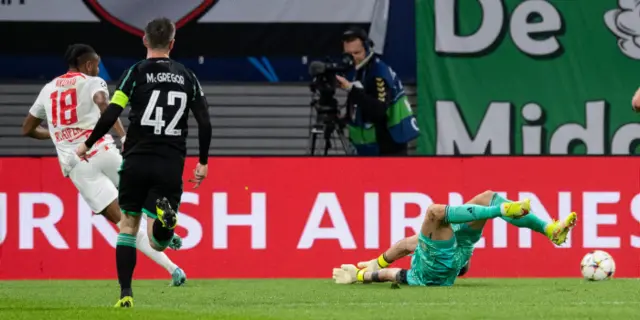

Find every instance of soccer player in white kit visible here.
[21,44,187,286]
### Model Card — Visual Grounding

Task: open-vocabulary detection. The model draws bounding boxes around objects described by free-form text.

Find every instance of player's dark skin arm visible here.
[84,104,123,148]
[347,81,391,123]
[94,91,127,138]
[21,114,50,140]
[191,95,212,164]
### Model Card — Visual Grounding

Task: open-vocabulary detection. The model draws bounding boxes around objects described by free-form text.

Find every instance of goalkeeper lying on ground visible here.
[333,190,577,286]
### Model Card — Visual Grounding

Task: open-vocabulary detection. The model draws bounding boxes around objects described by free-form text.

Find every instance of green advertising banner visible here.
[416,0,640,155]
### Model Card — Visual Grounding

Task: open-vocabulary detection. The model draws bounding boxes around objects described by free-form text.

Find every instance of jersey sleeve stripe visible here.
[112,90,129,108]
[118,66,135,91]
[118,60,143,92]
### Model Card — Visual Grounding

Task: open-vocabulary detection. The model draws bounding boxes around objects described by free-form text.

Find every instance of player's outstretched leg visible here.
[136,218,186,286]
[443,199,530,223]
[103,201,186,286]
[473,191,577,245]
[114,212,141,308]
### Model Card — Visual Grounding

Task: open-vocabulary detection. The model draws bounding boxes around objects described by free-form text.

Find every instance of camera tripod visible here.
[306,82,356,156]
[307,118,354,156]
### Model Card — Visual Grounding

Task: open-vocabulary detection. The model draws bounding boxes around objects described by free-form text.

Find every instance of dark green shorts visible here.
[118,155,183,218]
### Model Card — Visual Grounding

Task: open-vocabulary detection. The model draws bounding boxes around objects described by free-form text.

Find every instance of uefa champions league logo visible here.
[605,0,640,59]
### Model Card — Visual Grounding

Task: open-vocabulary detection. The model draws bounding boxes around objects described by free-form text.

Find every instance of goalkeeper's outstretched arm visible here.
[333,235,418,285]
[357,235,418,272]
[333,265,409,285]
[359,267,407,284]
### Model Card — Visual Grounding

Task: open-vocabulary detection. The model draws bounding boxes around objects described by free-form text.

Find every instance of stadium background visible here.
[0,0,639,281]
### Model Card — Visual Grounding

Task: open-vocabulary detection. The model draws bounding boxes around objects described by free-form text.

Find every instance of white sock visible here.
[119,219,179,274]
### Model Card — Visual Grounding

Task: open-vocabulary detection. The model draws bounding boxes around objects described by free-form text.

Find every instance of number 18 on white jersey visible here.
[29,72,115,175]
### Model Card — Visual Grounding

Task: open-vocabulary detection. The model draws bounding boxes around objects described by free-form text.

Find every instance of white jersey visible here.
[30,72,116,176]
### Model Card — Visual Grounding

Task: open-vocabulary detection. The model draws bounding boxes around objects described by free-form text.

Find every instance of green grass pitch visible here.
[1,279,639,319]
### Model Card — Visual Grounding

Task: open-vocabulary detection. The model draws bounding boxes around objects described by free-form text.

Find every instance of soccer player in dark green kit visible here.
[77,18,212,307]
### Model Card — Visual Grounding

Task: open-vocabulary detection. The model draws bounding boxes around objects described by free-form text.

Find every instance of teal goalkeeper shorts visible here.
[407,224,482,287]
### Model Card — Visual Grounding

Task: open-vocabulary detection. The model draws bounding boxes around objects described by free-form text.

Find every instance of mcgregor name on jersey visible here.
[146,73,185,85]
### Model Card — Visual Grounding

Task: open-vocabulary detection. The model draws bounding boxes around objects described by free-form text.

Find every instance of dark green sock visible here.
[444,204,502,224]
[151,219,174,250]
[115,233,137,298]
[491,193,548,234]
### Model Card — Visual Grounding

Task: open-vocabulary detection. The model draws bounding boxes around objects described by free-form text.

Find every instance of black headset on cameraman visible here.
[342,27,376,62]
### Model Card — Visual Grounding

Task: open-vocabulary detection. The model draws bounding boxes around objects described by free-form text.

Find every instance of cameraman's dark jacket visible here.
[345,57,419,156]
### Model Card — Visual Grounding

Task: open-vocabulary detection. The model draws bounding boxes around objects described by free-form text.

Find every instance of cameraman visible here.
[336,27,419,156]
